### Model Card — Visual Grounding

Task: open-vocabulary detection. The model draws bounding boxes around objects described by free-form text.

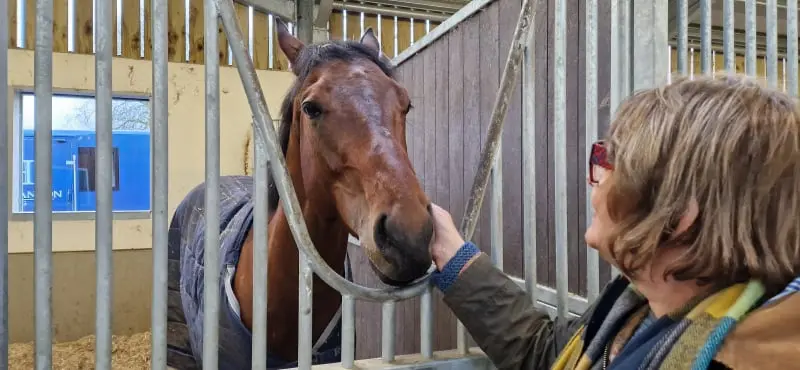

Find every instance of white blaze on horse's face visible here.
[276,22,434,286]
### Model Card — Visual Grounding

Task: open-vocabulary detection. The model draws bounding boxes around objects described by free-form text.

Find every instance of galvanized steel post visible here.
[0,0,9,367]
[34,1,55,368]
[745,0,757,76]
[203,0,223,368]
[94,0,115,367]
[788,0,798,96]
[584,0,600,304]
[150,0,170,368]
[553,0,569,320]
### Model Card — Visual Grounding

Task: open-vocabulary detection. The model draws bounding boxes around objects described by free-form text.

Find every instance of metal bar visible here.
[203,0,222,368]
[745,0,757,76]
[553,0,568,320]
[700,0,711,75]
[341,295,355,368]
[0,0,9,366]
[419,286,433,359]
[217,0,431,302]
[490,152,503,270]
[456,0,533,350]
[584,0,600,304]
[34,0,54,368]
[677,0,688,75]
[723,0,735,72]
[381,301,396,362]
[150,0,169,367]
[251,105,271,370]
[767,0,779,88]
[521,3,537,303]
[788,0,798,96]
[608,0,629,278]
[298,254,313,370]
[94,0,114,366]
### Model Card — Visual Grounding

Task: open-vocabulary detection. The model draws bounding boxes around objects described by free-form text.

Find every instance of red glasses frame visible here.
[589,141,613,185]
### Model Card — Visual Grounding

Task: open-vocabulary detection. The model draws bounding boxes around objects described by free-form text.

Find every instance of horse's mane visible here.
[267,39,396,213]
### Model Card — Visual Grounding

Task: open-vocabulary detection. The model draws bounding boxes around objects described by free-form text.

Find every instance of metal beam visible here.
[236,0,295,21]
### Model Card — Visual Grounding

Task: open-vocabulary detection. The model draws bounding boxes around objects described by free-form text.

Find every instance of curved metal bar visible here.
[215,0,432,302]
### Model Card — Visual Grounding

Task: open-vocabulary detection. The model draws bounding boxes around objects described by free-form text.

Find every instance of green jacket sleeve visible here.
[441,253,591,370]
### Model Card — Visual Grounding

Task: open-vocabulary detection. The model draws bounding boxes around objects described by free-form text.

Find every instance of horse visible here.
[165,19,434,370]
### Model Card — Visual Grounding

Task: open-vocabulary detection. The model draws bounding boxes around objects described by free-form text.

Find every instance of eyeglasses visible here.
[589,140,613,185]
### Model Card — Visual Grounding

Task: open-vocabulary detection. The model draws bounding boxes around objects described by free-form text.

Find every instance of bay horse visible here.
[165,19,434,370]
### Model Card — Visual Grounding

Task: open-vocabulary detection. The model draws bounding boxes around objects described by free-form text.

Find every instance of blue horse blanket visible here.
[166,175,352,370]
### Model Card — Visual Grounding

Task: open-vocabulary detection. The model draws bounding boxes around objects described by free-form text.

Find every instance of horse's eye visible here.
[301,101,323,120]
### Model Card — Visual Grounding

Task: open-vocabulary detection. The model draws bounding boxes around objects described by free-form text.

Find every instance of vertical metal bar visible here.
[788,0,798,96]
[341,295,355,369]
[268,15,274,70]
[585,0,600,303]
[490,151,503,270]
[767,0,778,88]
[609,0,629,278]
[150,0,169,367]
[723,0,734,72]
[745,0,756,77]
[251,110,271,370]
[553,0,568,320]
[94,0,114,367]
[0,0,9,366]
[294,0,314,367]
[381,301,396,363]
[34,0,54,368]
[298,253,313,370]
[521,8,537,304]
[700,0,711,75]
[419,286,433,358]
[203,0,221,368]
[676,0,688,75]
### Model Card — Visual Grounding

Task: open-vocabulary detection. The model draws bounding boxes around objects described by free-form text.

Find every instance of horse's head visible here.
[271,20,434,286]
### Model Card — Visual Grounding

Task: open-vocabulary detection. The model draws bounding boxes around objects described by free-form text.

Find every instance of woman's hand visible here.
[429,203,466,271]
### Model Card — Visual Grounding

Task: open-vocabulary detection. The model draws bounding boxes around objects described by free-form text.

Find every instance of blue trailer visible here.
[20,129,151,213]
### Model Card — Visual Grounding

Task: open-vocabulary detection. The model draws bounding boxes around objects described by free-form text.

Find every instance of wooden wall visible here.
[4,0,439,71]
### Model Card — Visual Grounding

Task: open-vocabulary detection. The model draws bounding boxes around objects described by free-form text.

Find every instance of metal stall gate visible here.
[1,0,798,369]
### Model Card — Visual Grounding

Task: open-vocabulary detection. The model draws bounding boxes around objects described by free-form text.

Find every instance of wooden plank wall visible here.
[4,0,438,71]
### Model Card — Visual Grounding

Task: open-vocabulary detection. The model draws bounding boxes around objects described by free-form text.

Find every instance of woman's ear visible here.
[674,197,700,235]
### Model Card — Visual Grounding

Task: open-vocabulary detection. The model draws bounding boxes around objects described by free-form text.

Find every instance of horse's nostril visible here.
[374,213,390,245]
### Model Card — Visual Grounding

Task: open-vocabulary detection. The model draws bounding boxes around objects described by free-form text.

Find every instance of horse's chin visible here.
[367,259,433,288]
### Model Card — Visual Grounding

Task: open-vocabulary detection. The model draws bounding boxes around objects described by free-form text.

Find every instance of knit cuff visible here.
[431,242,481,293]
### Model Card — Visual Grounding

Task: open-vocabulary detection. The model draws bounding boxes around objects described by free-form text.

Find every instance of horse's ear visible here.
[275,17,304,67]
[359,28,381,55]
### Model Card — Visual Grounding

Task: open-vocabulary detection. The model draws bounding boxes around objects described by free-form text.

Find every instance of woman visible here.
[428,75,800,370]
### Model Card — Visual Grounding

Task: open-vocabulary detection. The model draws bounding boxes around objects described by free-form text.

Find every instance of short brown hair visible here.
[605,74,800,291]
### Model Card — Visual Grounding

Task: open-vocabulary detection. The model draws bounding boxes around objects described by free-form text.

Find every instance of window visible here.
[12,91,152,214]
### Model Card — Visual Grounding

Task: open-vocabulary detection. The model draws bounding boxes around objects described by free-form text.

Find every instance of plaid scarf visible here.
[551,278,766,370]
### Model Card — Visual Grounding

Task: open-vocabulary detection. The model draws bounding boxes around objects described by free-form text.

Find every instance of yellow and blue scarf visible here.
[552,278,766,370]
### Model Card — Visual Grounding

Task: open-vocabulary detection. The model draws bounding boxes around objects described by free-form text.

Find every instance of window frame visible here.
[9,88,154,221]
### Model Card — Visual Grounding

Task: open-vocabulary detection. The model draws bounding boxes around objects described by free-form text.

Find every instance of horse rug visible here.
[167,175,353,370]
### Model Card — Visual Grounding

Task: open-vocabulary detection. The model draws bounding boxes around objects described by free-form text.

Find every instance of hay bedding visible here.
[9,331,152,369]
